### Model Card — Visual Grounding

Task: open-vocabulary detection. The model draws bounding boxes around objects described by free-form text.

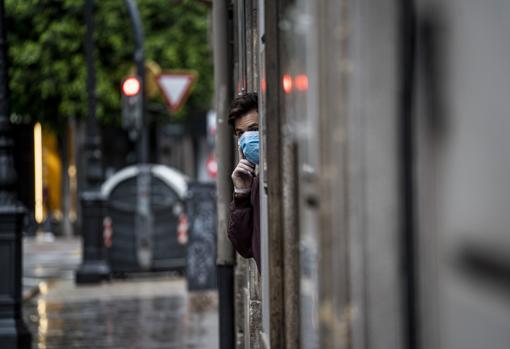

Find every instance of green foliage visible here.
[6,0,213,131]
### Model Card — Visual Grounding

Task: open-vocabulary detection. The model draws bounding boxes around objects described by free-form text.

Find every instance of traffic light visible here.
[121,76,143,139]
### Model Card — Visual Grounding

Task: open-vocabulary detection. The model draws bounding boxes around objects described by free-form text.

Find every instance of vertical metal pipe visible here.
[124,0,147,164]
[236,0,247,92]
[61,123,73,237]
[75,0,110,284]
[0,0,16,196]
[85,0,97,142]
[263,0,285,346]
[83,0,102,189]
[399,0,417,348]
[124,0,153,270]
[213,1,235,348]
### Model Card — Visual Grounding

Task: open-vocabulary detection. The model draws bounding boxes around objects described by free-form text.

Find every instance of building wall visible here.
[232,0,263,348]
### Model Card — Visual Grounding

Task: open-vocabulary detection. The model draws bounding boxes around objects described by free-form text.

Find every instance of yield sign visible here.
[156,71,197,113]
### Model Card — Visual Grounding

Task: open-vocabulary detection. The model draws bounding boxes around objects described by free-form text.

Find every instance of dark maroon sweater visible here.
[227,177,260,271]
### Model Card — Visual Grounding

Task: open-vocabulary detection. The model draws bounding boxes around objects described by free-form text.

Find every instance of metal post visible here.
[0,0,32,346]
[124,0,153,270]
[263,0,285,346]
[213,1,235,348]
[75,0,110,284]
[124,0,147,164]
[398,0,417,347]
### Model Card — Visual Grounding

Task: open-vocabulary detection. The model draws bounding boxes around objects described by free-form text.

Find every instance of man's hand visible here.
[232,159,255,190]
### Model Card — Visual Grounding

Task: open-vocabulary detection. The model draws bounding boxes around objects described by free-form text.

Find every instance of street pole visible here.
[0,0,32,347]
[124,0,147,164]
[124,0,153,270]
[75,0,110,284]
[213,1,235,348]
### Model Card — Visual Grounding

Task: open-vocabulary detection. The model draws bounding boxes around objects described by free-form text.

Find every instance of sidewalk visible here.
[23,236,81,300]
[22,237,219,349]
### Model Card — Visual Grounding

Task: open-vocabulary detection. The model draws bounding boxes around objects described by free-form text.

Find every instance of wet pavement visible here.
[22,237,219,349]
[23,236,81,299]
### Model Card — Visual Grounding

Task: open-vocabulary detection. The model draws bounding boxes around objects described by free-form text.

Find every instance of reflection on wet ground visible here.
[23,279,218,349]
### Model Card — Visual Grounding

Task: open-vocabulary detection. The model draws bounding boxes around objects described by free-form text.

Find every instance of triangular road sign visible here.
[156,71,197,113]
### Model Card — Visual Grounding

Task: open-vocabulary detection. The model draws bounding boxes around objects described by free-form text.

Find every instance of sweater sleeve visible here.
[227,194,254,258]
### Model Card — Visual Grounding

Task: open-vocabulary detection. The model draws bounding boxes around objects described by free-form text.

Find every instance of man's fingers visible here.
[233,168,253,177]
[240,159,254,166]
[231,159,255,186]
[239,159,255,169]
[237,163,255,173]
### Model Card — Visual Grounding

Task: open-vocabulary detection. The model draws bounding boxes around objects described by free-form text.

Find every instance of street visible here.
[23,237,218,349]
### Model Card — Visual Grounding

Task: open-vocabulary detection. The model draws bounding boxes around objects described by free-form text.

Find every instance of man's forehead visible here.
[234,110,259,129]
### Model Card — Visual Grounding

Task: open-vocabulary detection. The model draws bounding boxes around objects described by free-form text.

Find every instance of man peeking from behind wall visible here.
[227,92,261,272]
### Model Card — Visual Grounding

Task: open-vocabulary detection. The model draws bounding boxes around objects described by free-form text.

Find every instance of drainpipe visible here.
[213,1,235,349]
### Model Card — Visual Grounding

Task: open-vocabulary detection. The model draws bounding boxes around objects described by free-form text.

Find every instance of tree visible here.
[6,0,213,131]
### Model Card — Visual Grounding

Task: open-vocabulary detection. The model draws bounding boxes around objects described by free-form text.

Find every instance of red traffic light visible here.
[122,77,141,96]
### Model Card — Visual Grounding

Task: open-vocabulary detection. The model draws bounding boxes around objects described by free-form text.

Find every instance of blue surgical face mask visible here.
[238,131,259,165]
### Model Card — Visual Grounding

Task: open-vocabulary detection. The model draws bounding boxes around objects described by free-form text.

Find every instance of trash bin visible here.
[186,182,217,291]
[101,164,188,273]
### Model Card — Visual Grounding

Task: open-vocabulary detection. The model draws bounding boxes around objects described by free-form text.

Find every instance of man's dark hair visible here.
[228,92,258,128]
